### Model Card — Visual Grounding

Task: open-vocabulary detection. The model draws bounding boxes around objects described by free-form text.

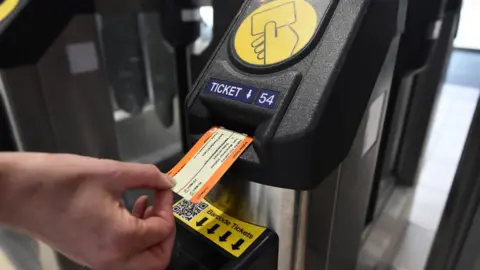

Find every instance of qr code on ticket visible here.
[173,199,209,221]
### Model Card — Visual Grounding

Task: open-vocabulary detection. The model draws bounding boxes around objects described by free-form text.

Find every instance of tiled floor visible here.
[392,83,480,270]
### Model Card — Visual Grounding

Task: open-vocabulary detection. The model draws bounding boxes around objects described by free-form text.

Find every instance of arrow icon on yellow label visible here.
[232,239,245,250]
[219,231,232,242]
[207,224,220,234]
[196,217,208,227]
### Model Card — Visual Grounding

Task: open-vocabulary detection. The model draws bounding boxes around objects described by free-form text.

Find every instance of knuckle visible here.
[164,220,176,235]
[102,160,123,174]
[143,164,161,177]
[99,160,126,181]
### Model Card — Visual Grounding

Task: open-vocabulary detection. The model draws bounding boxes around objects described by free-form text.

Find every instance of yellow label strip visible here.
[173,198,266,257]
[168,127,253,203]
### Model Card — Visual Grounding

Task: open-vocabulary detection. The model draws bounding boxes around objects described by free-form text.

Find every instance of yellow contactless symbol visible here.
[173,199,266,257]
[234,0,318,66]
[0,0,19,22]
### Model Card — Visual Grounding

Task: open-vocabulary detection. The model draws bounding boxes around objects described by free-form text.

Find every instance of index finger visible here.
[103,161,176,192]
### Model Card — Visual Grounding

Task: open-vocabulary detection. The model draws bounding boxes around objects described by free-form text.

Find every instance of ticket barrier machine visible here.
[0,0,407,268]
[169,0,407,269]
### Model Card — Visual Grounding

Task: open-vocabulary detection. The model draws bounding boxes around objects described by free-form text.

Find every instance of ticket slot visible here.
[188,68,301,155]
[186,74,301,182]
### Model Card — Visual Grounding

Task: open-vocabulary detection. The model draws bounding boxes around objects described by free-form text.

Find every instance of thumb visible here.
[107,162,176,192]
[130,190,175,250]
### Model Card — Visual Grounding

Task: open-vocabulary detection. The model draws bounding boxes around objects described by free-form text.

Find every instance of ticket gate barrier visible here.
[170,0,407,269]
[368,0,463,226]
[367,0,451,224]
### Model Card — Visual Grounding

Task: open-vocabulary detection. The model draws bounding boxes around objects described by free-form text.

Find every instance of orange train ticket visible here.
[168,127,253,203]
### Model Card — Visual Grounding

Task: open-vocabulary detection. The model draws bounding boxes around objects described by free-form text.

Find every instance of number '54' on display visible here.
[255,89,279,109]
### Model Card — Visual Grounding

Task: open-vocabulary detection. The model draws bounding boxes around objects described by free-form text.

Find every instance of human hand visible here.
[0,153,176,270]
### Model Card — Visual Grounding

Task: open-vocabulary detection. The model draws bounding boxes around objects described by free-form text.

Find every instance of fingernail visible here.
[167,175,176,188]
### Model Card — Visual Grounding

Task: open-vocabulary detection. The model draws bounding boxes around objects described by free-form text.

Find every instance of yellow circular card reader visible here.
[234,0,318,67]
[0,0,19,22]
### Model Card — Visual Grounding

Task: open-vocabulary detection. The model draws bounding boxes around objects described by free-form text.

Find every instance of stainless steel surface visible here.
[207,178,307,270]
[293,191,309,270]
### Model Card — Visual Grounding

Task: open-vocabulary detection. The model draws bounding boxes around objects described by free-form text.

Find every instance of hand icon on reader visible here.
[250,1,299,65]
[234,0,318,66]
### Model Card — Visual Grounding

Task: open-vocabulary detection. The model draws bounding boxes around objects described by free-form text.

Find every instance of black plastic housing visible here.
[160,0,200,48]
[397,0,448,76]
[0,0,94,68]
[186,0,405,190]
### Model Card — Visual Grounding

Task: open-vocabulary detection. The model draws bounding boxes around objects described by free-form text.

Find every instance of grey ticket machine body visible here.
[170,0,407,269]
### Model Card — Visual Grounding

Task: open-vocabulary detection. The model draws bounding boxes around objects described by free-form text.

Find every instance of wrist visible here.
[0,157,13,224]
[0,153,32,226]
